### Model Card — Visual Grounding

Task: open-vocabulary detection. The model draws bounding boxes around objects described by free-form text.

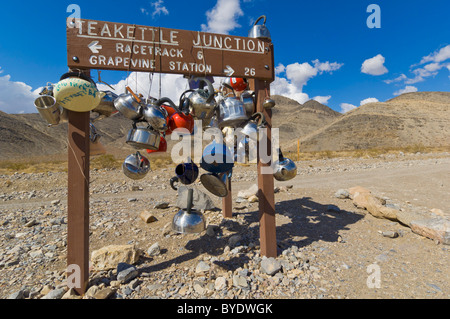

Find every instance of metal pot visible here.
[218,95,248,128]
[126,123,161,150]
[200,170,231,198]
[187,77,216,120]
[263,97,276,109]
[240,91,255,117]
[200,140,234,174]
[92,91,119,121]
[170,161,199,190]
[122,151,151,180]
[142,103,168,132]
[239,112,265,140]
[273,149,297,181]
[172,188,206,234]
[114,93,143,120]
[34,95,61,126]
[248,15,271,41]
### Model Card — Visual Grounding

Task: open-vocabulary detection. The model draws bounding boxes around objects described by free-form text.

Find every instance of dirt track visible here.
[0,152,449,299]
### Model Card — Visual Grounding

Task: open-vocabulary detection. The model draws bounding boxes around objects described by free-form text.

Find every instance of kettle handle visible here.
[193,77,215,104]
[170,176,179,190]
[253,15,267,26]
[250,112,266,127]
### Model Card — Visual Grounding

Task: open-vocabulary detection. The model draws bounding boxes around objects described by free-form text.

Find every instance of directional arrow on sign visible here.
[88,41,102,54]
[224,65,235,77]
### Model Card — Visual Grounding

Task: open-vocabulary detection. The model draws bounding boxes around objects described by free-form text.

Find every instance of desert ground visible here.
[0,150,448,299]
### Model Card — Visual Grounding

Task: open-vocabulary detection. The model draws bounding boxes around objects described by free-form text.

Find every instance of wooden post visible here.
[253,79,277,258]
[66,72,91,295]
[222,175,233,218]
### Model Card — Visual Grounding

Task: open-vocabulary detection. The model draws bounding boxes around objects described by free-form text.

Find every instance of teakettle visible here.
[172,188,206,234]
[240,90,255,117]
[200,140,234,174]
[122,151,151,180]
[91,91,119,121]
[53,72,101,112]
[239,112,266,141]
[273,149,297,181]
[217,93,248,128]
[114,93,143,120]
[187,77,216,120]
[142,103,168,132]
[248,15,271,41]
[126,122,161,150]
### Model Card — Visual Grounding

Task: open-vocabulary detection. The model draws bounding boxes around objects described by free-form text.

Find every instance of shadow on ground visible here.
[138,196,363,275]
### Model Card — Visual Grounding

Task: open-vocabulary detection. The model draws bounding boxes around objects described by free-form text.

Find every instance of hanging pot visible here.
[273,149,297,181]
[240,91,255,117]
[34,95,61,126]
[142,103,168,132]
[172,188,206,234]
[200,170,231,198]
[114,93,143,120]
[53,72,101,112]
[122,151,151,180]
[91,91,119,121]
[200,140,234,173]
[226,77,248,92]
[187,77,216,120]
[239,112,266,140]
[248,15,271,41]
[169,160,199,190]
[126,122,161,150]
[218,94,248,128]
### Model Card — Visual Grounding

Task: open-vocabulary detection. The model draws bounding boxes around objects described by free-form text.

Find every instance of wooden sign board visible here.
[67,18,275,81]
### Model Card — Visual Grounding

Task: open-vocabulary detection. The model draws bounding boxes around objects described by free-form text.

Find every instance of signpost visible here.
[65,18,276,295]
[67,19,274,80]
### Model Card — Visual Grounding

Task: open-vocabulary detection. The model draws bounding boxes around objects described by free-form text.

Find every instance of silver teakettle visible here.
[273,149,297,181]
[187,77,216,120]
[122,151,151,180]
[248,15,271,41]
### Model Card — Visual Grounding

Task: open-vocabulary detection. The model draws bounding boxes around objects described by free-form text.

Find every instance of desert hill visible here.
[291,91,450,152]
[271,95,342,141]
[0,91,449,160]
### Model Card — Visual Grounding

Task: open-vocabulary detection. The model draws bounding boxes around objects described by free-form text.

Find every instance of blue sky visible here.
[0,0,449,114]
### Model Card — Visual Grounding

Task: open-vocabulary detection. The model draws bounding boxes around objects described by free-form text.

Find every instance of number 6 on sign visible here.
[197,51,204,60]
[245,67,255,76]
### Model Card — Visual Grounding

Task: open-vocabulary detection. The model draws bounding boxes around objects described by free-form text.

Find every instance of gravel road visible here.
[0,152,449,299]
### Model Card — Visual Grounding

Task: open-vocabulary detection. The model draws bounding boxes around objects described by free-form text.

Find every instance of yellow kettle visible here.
[53,72,102,112]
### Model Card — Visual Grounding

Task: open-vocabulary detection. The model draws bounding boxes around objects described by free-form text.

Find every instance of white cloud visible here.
[313,95,331,105]
[201,0,243,34]
[141,0,169,17]
[97,72,189,104]
[270,59,343,104]
[360,97,379,105]
[340,103,357,113]
[312,60,343,73]
[419,45,450,64]
[339,97,380,113]
[384,74,407,84]
[361,54,388,76]
[0,73,39,114]
[393,85,418,96]
[284,62,318,89]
